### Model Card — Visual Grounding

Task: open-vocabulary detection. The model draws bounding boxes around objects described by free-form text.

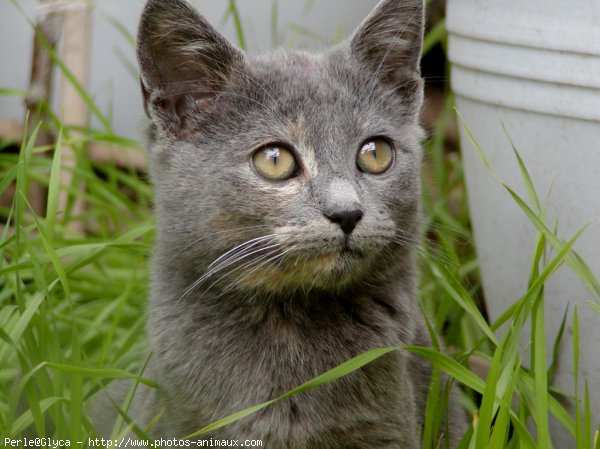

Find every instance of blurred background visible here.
[0,0,450,156]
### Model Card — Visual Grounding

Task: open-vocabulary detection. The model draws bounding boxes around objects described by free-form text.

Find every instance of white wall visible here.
[0,0,379,140]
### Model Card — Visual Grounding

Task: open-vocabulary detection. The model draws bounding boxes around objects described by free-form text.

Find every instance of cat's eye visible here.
[357,139,394,174]
[252,145,298,181]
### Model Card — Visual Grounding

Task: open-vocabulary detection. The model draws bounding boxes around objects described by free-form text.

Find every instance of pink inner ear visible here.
[151,84,219,123]
[189,89,221,115]
[173,91,217,120]
[193,95,215,111]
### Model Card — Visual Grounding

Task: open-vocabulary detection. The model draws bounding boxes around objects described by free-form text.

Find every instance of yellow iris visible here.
[253,146,297,181]
[357,139,394,174]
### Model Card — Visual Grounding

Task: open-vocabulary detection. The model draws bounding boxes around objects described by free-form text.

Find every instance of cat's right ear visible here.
[137,0,245,134]
[350,0,424,88]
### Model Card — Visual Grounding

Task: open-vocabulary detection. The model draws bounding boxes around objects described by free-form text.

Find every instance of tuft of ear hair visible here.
[350,0,424,87]
[136,0,245,132]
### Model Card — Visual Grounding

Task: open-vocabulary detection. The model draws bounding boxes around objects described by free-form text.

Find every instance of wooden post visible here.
[24,0,62,215]
[57,0,93,233]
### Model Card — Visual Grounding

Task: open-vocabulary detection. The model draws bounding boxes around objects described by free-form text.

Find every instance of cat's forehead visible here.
[253,50,318,72]
[247,50,353,102]
[244,50,383,132]
[244,52,360,135]
[250,51,323,80]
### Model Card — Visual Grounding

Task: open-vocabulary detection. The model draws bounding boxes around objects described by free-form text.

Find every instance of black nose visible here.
[325,209,364,235]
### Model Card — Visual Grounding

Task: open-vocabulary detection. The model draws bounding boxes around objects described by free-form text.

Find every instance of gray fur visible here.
[94,0,466,446]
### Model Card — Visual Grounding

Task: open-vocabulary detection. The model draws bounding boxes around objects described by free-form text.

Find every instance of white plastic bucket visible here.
[447,0,600,445]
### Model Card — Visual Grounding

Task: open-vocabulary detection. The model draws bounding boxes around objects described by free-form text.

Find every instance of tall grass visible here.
[1,1,599,447]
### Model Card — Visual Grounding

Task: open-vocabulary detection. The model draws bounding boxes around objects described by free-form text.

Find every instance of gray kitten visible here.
[95,0,466,446]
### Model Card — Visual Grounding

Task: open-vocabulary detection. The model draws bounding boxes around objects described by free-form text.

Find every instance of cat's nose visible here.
[325,209,363,235]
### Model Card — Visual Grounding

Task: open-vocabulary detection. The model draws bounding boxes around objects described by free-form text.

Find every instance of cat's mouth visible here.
[305,244,362,263]
[230,236,375,292]
[292,234,367,261]
[341,235,361,253]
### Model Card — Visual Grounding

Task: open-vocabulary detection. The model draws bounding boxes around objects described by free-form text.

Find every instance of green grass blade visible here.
[105,14,137,48]
[503,185,600,298]
[502,123,542,214]
[0,282,58,366]
[547,305,568,383]
[15,120,41,231]
[573,307,582,449]
[406,347,485,394]
[488,362,520,449]
[11,397,65,435]
[517,373,576,437]
[103,390,153,443]
[0,223,154,275]
[531,293,551,448]
[45,128,63,239]
[474,336,505,448]
[24,193,71,298]
[271,0,281,47]
[0,164,19,196]
[427,92,454,192]
[422,315,443,449]
[108,353,153,441]
[0,87,29,97]
[45,363,158,388]
[423,19,446,56]
[227,0,247,50]
[584,381,592,449]
[455,109,497,181]
[508,413,537,449]
[428,260,497,345]
[491,224,589,333]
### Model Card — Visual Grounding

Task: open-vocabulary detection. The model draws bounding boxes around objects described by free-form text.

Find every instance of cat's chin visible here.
[232,245,372,292]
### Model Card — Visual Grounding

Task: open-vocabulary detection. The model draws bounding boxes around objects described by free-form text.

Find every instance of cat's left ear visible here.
[350,0,424,86]
[136,0,246,133]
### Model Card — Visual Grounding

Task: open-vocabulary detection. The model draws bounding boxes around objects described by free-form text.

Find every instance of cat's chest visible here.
[153,294,413,438]
[183,322,409,445]
[175,306,404,406]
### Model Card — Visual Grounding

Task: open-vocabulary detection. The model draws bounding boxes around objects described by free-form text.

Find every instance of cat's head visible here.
[137,0,425,295]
